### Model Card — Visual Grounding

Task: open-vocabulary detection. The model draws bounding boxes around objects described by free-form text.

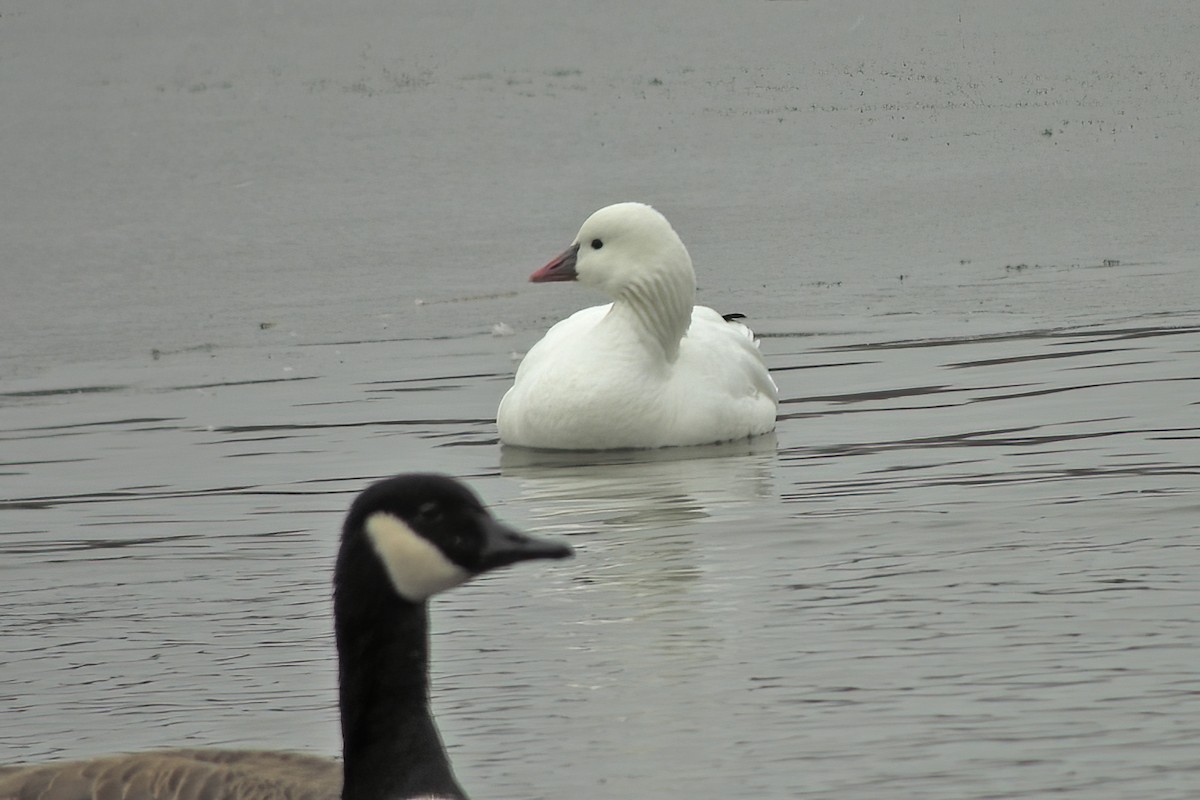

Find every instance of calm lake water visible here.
[3,256,1198,799]
[3,2,1200,798]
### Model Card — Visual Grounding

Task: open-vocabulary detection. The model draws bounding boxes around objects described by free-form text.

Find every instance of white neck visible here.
[606,265,695,362]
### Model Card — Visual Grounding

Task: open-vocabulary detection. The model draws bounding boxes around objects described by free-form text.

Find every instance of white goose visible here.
[497,202,778,450]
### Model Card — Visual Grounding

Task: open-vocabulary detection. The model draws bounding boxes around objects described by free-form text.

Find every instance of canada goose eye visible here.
[590,238,603,250]
[414,502,443,523]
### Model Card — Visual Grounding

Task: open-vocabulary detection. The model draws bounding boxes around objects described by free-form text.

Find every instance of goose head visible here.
[530,202,696,302]
[337,473,572,606]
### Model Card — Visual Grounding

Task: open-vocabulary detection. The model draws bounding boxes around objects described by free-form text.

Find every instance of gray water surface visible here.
[3,2,1200,799]
[4,289,1197,799]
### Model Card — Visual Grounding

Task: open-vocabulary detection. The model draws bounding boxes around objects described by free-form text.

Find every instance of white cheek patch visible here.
[364,512,471,602]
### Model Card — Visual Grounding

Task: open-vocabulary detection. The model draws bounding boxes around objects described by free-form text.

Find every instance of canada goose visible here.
[497,202,778,450]
[0,474,573,800]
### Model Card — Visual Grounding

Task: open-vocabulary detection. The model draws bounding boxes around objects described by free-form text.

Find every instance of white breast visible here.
[498,304,777,450]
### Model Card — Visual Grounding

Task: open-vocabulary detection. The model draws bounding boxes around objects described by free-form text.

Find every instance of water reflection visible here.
[500,433,778,530]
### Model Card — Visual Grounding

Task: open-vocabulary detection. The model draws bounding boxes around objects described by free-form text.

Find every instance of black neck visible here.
[335,543,467,800]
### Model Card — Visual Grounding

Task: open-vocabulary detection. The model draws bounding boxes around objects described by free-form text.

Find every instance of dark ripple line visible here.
[767,360,878,372]
[0,470,427,512]
[783,422,1198,457]
[296,331,477,347]
[946,348,1130,369]
[1,417,183,436]
[2,533,204,554]
[361,372,507,385]
[968,374,1200,403]
[0,458,94,467]
[366,385,461,394]
[816,323,1200,353]
[778,462,1200,501]
[782,373,1199,409]
[161,376,318,392]
[0,385,128,399]
[0,483,361,511]
[211,418,491,433]
[782,384,949,405]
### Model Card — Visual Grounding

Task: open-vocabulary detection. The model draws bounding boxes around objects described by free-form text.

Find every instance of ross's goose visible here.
[497,202,778,450]
[0,474,573,800]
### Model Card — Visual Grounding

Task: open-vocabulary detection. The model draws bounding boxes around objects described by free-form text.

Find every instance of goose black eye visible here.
[415,502,443,524]
[590,238,603,250]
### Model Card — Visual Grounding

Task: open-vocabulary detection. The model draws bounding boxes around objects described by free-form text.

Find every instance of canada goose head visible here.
[337,473,572,605]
